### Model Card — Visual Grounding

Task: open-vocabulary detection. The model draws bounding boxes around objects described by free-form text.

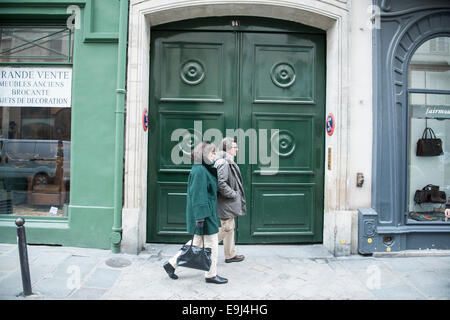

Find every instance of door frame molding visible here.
[121,0,352,254]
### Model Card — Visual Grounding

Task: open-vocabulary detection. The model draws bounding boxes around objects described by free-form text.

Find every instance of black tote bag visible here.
[416,127,443,157]
[176,225,212,272]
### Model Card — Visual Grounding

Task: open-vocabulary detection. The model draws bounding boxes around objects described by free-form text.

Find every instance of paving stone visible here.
[0,244,16,254]
[437,268,450,281]
[0,295,22,300]
[369,285,426,300]
[379,257,430,272]
[0,271,9,280]
[401,269,446,285]
[30,250,71,269]
[414,283,450,300]
[82,267,122,289]
[3,247,18,259]
[51,255,100,281]
[68,287,108,300]
[33,276,75,298]
[334,257,380,271]
[341,262,405,290]
[0,270,23,296]
[28,252,73,283]
[0,255,19,272]
[415,257,450,269]
[401,270,450,299]
[28,266,54,286]
[24,246,59,262]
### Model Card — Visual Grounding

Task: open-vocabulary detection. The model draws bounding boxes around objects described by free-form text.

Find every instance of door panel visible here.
[160,42,225,102]
[238,32,325,243]
[252,114,315,174]
[148,31,237,242]
[252,184,315,236]
[253,43,315,104]
[148,28,325,244]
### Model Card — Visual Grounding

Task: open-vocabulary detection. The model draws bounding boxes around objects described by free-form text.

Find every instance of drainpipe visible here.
[111,0,129,253]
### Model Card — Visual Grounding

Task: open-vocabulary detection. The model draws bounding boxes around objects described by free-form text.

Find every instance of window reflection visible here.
[409,37,450,91]
[0,26,73,63]
[0,107,70,217]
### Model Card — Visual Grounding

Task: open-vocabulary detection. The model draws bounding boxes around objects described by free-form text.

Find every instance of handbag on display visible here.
[176,225,212,272]
[430,185,447,203]
[416,127,444,157]
[414,184,447,204]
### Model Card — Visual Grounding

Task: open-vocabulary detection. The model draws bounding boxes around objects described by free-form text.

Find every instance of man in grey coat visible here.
[214,137,247,263]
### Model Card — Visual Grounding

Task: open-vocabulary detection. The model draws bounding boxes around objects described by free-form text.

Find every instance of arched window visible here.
[407,36,450,223]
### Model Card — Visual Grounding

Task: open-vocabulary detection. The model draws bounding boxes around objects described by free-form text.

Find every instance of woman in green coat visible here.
[164,141,228,284]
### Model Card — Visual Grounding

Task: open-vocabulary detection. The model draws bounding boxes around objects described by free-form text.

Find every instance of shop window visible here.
[0,25,73,217]
[0,26,73,63]
[407,36,450,223]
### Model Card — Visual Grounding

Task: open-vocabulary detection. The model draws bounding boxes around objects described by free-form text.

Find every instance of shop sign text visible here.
[0,67,72,108]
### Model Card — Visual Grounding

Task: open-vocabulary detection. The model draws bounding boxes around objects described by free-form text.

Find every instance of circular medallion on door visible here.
[180,60,205,85]
[270,62,296,88]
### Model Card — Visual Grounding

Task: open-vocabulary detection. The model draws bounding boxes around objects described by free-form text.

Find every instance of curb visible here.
[373,250,450,258]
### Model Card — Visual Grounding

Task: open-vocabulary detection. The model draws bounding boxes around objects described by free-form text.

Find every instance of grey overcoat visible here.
[213,151,247,219]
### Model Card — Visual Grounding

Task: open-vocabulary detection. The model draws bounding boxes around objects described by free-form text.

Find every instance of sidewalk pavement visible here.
[0,242,449,300]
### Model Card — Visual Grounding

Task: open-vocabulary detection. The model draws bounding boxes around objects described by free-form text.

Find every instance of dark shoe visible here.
[205,275,228,284]
[163,261,178,280]
[225,255,245,263]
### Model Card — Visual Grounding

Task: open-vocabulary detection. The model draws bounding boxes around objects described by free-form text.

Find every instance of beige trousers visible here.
[218,218,236,259]
[168,233,218,278]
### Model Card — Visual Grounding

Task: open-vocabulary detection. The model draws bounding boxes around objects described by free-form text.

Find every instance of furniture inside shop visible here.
[26,142,66,207]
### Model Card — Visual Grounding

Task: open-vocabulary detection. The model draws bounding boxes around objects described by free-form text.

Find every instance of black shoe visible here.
[205,275,228,284]
[163,261,178,280]
[225,255,245,263]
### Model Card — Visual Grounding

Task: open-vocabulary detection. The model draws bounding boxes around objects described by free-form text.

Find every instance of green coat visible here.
[186,163,219,235]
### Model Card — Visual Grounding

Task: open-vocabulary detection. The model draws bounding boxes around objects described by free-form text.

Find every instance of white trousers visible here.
[168,233,219,278]
[218,218,236,259]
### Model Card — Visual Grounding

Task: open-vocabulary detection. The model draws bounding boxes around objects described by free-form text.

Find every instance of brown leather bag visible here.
[414,184,446,204]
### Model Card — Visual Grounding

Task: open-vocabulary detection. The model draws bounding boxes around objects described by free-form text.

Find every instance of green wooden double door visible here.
[148,20,325,244]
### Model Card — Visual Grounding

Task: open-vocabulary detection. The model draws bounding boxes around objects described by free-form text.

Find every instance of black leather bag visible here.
[416,127,443,157]
[414,184,447,204]
[176,225,212,272]
[430,185,447,203]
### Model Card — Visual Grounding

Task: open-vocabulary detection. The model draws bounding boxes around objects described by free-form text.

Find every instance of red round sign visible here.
[143,108,148,132]
[326,113,335,136]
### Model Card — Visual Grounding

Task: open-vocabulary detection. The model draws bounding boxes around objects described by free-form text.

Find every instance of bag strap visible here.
[189,224,206,249]
[422,127,429,139]
[428,127,437,139]
[422,127,437,139]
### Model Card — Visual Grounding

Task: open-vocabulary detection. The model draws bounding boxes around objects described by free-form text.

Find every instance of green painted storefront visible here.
[0,0,127,251]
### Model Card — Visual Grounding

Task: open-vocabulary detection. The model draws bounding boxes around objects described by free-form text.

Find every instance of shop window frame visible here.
[405,33,450,225]
[0,21,74,66]
[371,8,450,235]
[0,20,74,221]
